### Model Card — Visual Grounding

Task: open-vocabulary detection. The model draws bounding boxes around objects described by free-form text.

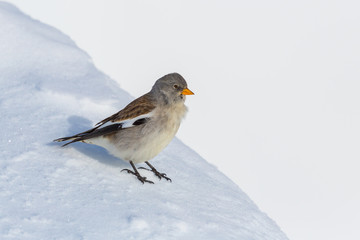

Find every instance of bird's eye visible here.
[173,84,179,89]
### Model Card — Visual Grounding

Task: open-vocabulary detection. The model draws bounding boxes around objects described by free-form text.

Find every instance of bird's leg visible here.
[121,161,154,184]
[139,161,172,182]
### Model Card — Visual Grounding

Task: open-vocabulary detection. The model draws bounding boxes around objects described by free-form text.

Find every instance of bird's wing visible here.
[96,93,156,129]
[53,93,156,146]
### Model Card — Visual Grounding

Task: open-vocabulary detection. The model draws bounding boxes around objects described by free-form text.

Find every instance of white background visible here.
[9,1,360,239]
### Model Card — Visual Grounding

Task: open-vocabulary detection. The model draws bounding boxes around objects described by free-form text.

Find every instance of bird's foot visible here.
[139,166,172,182]
[121,168,154,184]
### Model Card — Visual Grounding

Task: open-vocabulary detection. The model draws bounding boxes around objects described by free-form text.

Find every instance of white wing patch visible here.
[98,112,154,129]
[120,112,153,128]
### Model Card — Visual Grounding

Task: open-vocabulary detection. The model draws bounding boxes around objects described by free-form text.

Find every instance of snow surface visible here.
[0,3,288,239]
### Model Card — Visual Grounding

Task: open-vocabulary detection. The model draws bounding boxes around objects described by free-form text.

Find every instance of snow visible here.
[0,3,288,240]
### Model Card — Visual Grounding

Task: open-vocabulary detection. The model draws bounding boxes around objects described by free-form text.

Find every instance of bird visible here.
[54,73,194,184]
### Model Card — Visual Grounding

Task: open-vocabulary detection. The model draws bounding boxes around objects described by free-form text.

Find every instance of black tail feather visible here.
[53,123,123,147]
[53,125,101,146]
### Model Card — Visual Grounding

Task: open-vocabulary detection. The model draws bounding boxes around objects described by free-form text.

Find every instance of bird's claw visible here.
[121,169,134,174]
[139,167,172,182]
[121,168,154,184]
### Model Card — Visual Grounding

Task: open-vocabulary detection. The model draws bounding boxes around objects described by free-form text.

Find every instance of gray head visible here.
[151,73,194,105]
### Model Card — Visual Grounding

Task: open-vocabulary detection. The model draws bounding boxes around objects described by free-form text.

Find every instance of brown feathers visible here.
[96,93,156,126]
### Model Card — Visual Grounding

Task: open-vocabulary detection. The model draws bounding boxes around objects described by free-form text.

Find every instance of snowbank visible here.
[0,2,288,239]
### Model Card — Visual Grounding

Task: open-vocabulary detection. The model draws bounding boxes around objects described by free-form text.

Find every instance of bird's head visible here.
[152,73,194,105]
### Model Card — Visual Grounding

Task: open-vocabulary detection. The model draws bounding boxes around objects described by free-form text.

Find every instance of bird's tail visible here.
[53,126,100,147]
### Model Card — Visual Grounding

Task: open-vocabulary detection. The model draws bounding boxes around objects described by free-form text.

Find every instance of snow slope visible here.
[0,2,288,239]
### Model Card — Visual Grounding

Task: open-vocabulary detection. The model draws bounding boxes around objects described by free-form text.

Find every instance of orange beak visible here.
[181,88,195,95]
